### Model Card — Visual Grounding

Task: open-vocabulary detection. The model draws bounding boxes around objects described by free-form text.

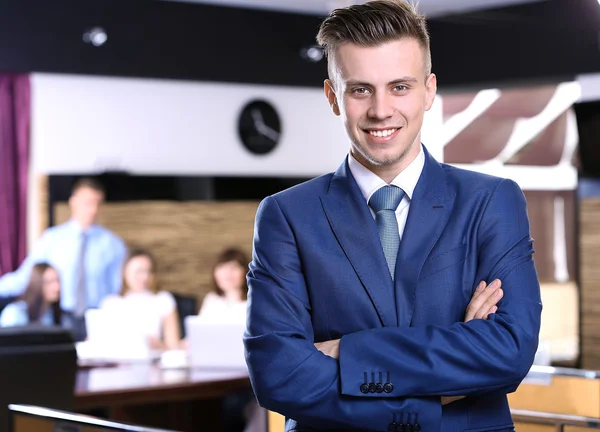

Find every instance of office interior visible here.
[1,0,600,431]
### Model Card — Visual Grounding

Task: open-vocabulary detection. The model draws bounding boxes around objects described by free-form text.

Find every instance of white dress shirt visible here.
[348,145,425,240]
[100,290,177,339]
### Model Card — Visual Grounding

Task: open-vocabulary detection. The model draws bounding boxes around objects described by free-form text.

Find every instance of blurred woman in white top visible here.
[198,248,249,324]
[101,249,180,350]
[199,248,260,432]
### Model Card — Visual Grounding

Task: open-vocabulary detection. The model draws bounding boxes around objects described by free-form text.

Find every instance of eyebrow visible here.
[346,77,419,87]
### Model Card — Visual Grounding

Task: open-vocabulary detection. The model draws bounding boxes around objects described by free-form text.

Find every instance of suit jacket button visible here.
[375,382,384,393]
[360,383,370,394]
[383,383,394,393]
[413,424,421,431]
[387,423,397,431]
[368,382,376,393]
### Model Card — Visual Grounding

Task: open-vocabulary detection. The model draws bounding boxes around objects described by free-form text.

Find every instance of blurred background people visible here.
[0,263,62,327]
[100,248,180,351]
[198,247,249,324]
[0,178,127,341]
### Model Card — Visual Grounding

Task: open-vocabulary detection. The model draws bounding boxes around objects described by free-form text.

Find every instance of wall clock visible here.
[237,100,281,155]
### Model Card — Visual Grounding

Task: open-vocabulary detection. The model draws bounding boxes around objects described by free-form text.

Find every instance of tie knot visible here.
[369,185,405,212]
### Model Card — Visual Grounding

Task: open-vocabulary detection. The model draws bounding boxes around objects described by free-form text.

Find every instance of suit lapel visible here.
[320,158,397,328]
[394,148,456,327]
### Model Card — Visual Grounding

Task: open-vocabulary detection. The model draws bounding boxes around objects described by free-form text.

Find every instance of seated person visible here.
[199,248,249,324]
[100,249,180,350]
[199,248,259,432]
[0,263,62,327]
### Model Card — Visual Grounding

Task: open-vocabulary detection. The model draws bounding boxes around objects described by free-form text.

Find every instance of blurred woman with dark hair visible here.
[0,263,62,326]
[198,248,249,323]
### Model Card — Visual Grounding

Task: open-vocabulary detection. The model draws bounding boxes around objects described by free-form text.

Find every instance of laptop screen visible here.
[9,405,179,432]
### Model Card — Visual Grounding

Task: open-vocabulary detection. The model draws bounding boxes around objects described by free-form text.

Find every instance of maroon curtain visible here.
[0,74,30,276]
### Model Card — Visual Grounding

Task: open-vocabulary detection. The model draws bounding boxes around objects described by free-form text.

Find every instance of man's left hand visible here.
[314,339,340,359]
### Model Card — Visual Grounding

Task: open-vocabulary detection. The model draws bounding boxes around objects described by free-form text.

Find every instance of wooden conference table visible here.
[74,362,252,431]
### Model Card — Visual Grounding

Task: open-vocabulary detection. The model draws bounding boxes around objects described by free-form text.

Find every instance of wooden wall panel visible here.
[580,198,600,369]
[37,174,48,239]
[54,201,259,302]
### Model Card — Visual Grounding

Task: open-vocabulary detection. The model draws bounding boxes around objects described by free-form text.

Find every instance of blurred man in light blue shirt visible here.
[0,178,127,339]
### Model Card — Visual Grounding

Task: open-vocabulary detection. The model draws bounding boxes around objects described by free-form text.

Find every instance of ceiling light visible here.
[83,27,108,47]
[300,45,324,63]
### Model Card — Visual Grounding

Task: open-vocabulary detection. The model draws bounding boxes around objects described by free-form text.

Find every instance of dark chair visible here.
[0,326,77,432]
[170,292,197,338]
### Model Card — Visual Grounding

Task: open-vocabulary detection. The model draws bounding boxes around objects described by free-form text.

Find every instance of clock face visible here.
[237,100,281,155]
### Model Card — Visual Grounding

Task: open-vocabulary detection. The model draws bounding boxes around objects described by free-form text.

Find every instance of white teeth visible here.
[369,128,397,137]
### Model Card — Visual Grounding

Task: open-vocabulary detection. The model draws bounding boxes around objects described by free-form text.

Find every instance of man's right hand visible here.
[464,279,503,323]
[442,279,504,406]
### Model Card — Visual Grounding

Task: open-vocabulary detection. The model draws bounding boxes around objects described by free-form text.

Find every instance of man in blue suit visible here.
[243,1,542,431]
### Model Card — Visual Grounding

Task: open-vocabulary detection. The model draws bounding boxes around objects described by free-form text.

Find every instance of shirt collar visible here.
[348,144,425,203]
[67,219,99,236]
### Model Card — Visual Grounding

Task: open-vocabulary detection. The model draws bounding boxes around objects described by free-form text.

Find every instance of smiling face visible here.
[124,255,155,293]
[325,38,437,180]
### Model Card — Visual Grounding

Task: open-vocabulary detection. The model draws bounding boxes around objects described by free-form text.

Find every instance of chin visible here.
[358,146,405,167]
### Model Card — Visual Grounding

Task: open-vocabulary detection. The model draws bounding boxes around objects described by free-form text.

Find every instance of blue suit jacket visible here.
[244,147,542,432]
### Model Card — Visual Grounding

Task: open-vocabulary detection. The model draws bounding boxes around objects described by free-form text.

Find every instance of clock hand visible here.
[251,108,265,127]
[258,123,280,142]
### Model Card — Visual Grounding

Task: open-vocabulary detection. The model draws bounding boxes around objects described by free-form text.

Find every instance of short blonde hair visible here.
[316,0,431,77]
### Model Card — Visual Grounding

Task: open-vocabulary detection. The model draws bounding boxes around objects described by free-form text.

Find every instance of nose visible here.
[367,92,394,121]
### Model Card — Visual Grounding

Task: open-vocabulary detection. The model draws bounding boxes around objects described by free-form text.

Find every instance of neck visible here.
[73,218,93,230]
[127,288,147,295]
[224,292,243,302]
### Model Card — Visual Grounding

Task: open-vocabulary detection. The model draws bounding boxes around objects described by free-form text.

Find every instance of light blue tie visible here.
[369,185,405,280]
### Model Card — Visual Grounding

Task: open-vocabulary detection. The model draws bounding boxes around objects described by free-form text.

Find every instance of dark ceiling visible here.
[0,0,598,90]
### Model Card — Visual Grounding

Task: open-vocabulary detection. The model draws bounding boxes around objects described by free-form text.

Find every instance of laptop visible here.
[184,316,247,369]
[82,308,155,361]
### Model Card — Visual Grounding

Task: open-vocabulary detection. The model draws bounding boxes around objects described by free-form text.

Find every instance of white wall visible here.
[31,73,353,176]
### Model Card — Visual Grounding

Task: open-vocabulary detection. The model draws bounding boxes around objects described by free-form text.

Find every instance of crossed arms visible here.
[243,179,542,431]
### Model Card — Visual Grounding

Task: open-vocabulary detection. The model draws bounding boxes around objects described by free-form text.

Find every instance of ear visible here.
[324,79,341,116]
[424,73,437,111]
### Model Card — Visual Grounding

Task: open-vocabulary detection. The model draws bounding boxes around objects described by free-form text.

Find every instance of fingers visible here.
[475,285,503,320]
[473,280,486,295]
[485,305,498,319]
[464,279,503,322]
